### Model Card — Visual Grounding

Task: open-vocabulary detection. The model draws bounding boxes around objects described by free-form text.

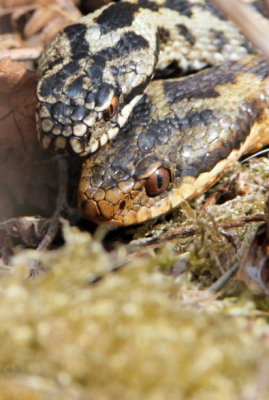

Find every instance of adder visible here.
[36,0,269,226]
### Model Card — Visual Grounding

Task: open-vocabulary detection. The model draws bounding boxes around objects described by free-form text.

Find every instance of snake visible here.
[36,0,269,227]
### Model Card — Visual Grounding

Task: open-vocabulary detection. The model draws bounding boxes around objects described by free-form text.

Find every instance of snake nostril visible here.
[119,200,126,210]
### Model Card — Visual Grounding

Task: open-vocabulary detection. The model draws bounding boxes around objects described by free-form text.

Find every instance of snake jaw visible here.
[78,165,174,226]
[78,171,148,226]
[78,189,135,227]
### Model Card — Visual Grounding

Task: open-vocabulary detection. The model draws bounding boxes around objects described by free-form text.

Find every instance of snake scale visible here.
[36,0,269,227]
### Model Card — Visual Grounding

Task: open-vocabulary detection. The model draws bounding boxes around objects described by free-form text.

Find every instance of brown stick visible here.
[129,214,265,247]
[87,214,265,285]
[29,157,68,276]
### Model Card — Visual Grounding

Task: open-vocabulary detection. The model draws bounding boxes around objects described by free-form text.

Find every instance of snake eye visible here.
[103,95,119,120]
[145,167,171,197]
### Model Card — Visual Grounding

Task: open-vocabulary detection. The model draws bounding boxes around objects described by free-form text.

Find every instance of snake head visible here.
[36,53,145,155]
[78,154,174,227]
[36,2,157,156]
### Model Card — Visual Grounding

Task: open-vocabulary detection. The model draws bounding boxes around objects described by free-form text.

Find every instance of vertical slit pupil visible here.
[156,171,163,188]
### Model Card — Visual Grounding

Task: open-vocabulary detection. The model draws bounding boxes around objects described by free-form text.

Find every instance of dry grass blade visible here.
[0,48,42,61]
[34,0,81,22]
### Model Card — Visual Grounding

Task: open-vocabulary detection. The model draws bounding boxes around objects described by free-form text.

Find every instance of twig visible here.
[129,214,265,247]
[29,157,68,276]
[0,232,14,265]
[87,214,265,286]
[0,217,48,243]
[241,148,269,163]
[208,262,239,292]
[262,0,269,17]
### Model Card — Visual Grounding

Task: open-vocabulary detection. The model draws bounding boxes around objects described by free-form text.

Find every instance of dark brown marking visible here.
[164,58,269,104]
[176,100,264,178]
[165,0,194,17]
[164,74,221,104]
[119,200,126,210]
[210,29,228,52]
[245,57,269,80]
[158,27,170,44]
[177,24,196,45]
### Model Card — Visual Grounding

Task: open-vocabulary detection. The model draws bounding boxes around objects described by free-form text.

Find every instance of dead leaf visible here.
[0,58,58,220]
[0,216,49,246]
[1,0,81,51]
[0,57,38,161]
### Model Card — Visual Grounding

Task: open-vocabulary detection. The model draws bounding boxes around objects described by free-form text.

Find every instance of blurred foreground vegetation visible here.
[1,159,269,400]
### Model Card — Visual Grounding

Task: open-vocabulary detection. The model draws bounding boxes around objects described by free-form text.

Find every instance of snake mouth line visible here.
[37,123,120,156]
[36,89,143,156]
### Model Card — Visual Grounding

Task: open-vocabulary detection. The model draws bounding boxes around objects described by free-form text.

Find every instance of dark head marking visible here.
[137,0,159,11]
[96,32,149,62]
[64,23,89,56]
[165,0,194,17]
[95,84,114,108]
[95,3,139,35]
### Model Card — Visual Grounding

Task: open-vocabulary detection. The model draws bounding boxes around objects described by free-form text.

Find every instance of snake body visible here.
[36,0,269,226]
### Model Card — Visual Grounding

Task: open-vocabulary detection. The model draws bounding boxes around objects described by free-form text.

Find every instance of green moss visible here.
[0,220,265,399]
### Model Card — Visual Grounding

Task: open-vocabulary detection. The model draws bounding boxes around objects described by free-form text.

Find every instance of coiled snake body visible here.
[36,0,269,226]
